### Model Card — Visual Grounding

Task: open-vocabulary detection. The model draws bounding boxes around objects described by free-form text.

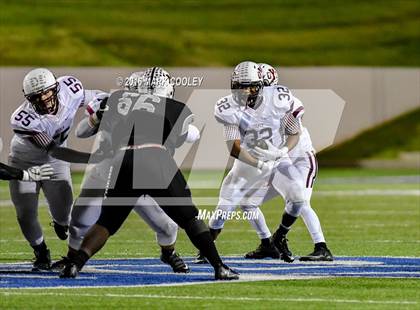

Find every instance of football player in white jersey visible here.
[51,71,197,273]
[247,63,333,261]
[9,68,103,270]
[196,61,331,263]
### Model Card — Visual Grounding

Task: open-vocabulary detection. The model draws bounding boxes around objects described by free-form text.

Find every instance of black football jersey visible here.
[99,90,194,155]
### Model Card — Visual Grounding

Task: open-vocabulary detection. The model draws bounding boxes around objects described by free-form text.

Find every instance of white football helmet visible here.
[124,71,144,92]
[22,68,59,115]
[137,67,174,99]
[259,63,278,86]
[231,61,263,107]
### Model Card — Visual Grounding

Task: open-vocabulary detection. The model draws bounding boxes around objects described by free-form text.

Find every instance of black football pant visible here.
[96,148,198,233]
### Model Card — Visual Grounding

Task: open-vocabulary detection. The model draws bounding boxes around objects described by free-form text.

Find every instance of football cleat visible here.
[299,245,334,262]
[160,251,190,273]
[193,251,209,264]
[244,243,280,259]
[51,221,69,240]
[51,256,71,271]
[215,264,239,281]
[272,232,295,263]
[32,249,51,271]
[59,262,79,278]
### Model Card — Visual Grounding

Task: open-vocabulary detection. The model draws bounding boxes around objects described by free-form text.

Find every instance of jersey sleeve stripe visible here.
[86,105,95,115]
[292,106,304,118]
[13,129,37,136]
[31,132,53,149]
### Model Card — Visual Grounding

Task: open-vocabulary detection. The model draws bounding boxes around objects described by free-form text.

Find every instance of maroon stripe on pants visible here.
[306,151,314,188]
[310,151,318,188]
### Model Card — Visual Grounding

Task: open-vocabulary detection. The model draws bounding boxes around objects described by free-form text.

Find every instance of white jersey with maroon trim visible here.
[286,96,315,160]
[215,85,306,159]
[10,76,97,165]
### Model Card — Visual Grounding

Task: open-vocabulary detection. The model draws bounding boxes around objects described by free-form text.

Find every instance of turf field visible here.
[0,168,419,309]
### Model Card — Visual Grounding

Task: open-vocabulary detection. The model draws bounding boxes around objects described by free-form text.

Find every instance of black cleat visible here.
[272,232,295,263]
[299,245,334,262]
[245,243,280,259]
[215,264,239,280]
[51,221,69,240]
[32,249,51,271]
[51,256,71,271]
[161,251,190,273]
[193,251,209,264]
[59,262,79,278]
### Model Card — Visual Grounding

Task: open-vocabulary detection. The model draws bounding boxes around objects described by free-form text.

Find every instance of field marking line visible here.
[0,291,417,305]
[0,188,419,207]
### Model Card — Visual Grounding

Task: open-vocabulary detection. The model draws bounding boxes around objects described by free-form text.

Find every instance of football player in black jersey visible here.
[56,67,238,280]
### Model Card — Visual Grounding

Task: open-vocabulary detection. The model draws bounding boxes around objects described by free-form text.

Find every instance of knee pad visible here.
[285,200,305,217]
[240,204,257,212]
[184,218,209,237]
[287,183,306,204]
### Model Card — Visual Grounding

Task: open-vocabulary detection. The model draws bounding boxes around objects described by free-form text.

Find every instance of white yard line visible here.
[0,291,417,305]
[0,189,419,207]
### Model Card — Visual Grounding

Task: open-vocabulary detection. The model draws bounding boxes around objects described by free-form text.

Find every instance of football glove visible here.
[254,140,288,161]
[257,159,277,176]
[22,164,54,181]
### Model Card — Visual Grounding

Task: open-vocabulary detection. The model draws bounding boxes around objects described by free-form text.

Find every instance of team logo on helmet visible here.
[22,68,60,115]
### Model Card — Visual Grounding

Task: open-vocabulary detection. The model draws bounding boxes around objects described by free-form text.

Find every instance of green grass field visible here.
[319,107,420,165]
[0,168,419,309]
[1,0,419,66]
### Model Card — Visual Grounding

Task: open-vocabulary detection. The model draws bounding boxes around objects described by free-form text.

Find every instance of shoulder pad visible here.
[214,95,239,126]
[58,76,84,101]
[267,84,295,110]
[10,103,43,133]
[291,96,305,118]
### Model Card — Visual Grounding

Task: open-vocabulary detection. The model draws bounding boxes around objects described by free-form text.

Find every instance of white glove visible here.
[186,125,200,143]
[257,159,277,176]
[22,164,54,181]
[254,140,289,161]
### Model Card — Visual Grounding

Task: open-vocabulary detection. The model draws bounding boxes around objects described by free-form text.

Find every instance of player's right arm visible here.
[75,93,109,138]
[214,97,261,169]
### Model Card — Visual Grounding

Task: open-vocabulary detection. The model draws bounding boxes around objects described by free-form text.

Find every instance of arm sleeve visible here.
[0,162,23,180]
[223,124,241,141]
[48,144,92,164]
[75,117,99,138]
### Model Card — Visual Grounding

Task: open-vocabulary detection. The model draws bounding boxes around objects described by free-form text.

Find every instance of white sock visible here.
[242,206,271,240]
[300,204,326,244]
